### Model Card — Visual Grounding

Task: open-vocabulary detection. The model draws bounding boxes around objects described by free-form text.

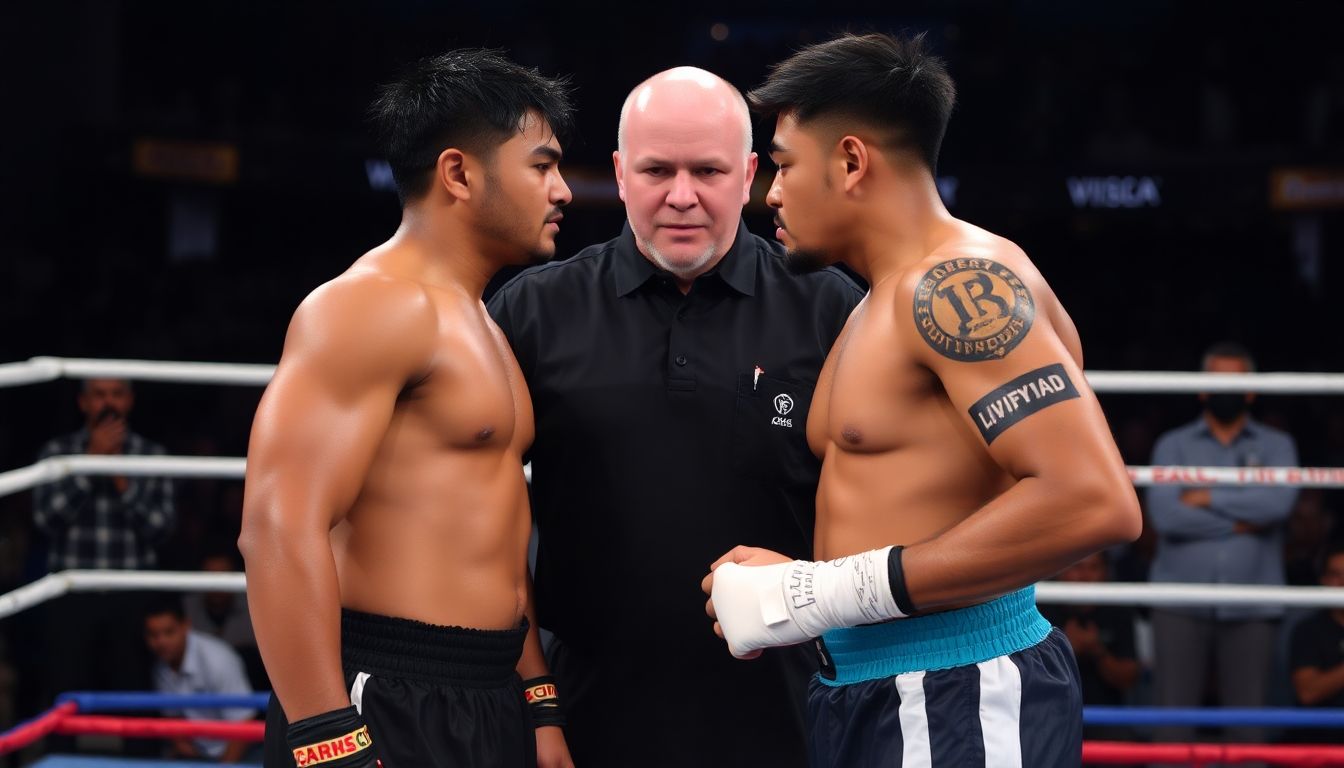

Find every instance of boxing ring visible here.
[2,356,1343,766]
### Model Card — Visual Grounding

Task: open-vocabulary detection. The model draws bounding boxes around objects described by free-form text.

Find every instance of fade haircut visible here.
[369,48,575,203]
[748,32,956,172]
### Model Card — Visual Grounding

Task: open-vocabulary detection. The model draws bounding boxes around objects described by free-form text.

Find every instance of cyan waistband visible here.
[816,585,1051,687]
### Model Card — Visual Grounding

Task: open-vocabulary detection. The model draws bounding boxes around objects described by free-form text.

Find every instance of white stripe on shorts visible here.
[349,671,371,715]
[977,655,1023,768]
[895,671,932,767]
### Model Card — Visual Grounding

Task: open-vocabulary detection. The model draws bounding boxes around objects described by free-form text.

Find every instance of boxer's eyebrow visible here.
[530,146,562,163]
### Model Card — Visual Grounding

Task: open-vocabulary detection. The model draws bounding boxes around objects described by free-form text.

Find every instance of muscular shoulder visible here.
[892,232,1051,366]
[284,270,437,377]
[894,232,1045,308]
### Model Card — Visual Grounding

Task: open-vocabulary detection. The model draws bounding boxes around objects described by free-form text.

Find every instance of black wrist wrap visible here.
[286,705,378,767]
[887,545,919,616]
[522,675,565,728]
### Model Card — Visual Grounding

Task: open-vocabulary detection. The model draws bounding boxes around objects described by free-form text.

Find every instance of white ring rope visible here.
[0,357,274,387]
[1127,465,1344,487]
[0,455,246,498]
[0,571,1340,622]
[0,456,1336,500]
[2,359,1340,621]
[0,571,246,621]
[1035,582,1344,609]
[3,357,1344,394]
[1087,370,1344,394]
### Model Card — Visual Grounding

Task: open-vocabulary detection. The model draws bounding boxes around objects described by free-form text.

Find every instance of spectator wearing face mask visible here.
[1145,342,1300,754]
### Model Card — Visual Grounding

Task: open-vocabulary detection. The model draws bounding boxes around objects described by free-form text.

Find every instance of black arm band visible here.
[886,545,918,616]
[522,675,566,728]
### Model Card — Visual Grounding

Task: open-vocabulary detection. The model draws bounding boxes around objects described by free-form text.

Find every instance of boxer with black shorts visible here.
[703,33,1142,767]
[240,49,576,768]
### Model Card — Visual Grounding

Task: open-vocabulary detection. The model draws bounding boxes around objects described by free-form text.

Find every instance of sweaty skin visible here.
[705,111,1139,630]
[240,113,573,768]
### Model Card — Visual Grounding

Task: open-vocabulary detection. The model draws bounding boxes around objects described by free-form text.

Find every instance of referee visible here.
[488,68,862,766]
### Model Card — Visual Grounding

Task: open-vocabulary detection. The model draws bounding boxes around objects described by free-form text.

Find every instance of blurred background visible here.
[0,0,1341,757]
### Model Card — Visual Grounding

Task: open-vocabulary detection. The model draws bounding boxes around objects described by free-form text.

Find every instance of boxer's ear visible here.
[436,148,472,200]
[838,135,869,193]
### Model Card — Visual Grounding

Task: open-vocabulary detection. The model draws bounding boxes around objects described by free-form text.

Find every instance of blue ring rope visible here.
[54,691,270,712]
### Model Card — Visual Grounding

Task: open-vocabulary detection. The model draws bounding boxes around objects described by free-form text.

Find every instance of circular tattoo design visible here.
[913,258,1035,362]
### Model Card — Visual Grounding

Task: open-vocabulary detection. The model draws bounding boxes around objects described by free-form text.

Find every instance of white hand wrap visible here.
[711,546,907,659]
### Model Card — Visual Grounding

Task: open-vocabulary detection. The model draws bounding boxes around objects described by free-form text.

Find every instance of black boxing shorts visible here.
[264,609,533,768]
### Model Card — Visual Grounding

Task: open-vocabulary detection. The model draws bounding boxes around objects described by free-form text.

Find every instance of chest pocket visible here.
[731,373,819,486]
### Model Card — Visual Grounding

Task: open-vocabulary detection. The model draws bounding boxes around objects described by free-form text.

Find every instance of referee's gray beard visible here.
[636,230,717,279]
[784,247,831,275]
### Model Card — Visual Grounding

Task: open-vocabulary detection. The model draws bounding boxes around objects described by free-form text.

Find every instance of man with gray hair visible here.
[1148,341,1300,754]
[488,67,862,766]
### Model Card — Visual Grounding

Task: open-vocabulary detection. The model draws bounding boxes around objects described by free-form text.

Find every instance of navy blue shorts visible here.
[807,587,1082,768]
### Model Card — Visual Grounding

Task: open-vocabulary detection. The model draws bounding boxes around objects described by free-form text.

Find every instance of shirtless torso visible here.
[705,32,1139,768]
[241,245,538,718]
[297,258,535,630]
[242,54,577,768]
[809,223,1083,564]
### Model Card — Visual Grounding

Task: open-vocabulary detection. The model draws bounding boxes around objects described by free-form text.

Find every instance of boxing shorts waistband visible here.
[341,608,527,686]
[815,586,1051,687]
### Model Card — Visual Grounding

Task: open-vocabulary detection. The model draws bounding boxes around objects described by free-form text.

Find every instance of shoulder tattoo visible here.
[912,258,1034,362]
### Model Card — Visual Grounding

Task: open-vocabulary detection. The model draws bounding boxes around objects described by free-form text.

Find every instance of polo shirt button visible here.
[675,355,688,366]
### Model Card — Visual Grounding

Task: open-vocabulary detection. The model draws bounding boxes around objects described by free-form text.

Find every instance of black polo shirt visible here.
[488,220,862,766]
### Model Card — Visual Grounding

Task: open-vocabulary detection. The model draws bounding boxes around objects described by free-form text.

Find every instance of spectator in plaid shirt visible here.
[31,378,176,749]
[33,378,175,569]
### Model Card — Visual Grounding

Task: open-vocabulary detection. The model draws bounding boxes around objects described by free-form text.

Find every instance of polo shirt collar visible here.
[1195,415,1259,440]
[177,630,203,678]
[612,220,757,297]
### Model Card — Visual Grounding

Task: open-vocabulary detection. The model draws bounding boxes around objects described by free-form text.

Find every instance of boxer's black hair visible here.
[748,32,956,173]
[370,48,574,204]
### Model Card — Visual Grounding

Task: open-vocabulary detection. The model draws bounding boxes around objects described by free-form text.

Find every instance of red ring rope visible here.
[1084,740,1344,766]
[0,702,77,753]
[55,715,264,742]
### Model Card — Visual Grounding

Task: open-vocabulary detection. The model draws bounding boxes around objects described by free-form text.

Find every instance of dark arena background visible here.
[0,1,1342,765]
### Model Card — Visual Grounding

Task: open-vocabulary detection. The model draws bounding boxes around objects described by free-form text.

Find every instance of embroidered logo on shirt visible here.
[771,393,795,428]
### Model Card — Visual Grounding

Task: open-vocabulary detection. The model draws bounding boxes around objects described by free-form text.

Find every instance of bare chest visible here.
[401,304,534,453]
[808,299,945,455]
